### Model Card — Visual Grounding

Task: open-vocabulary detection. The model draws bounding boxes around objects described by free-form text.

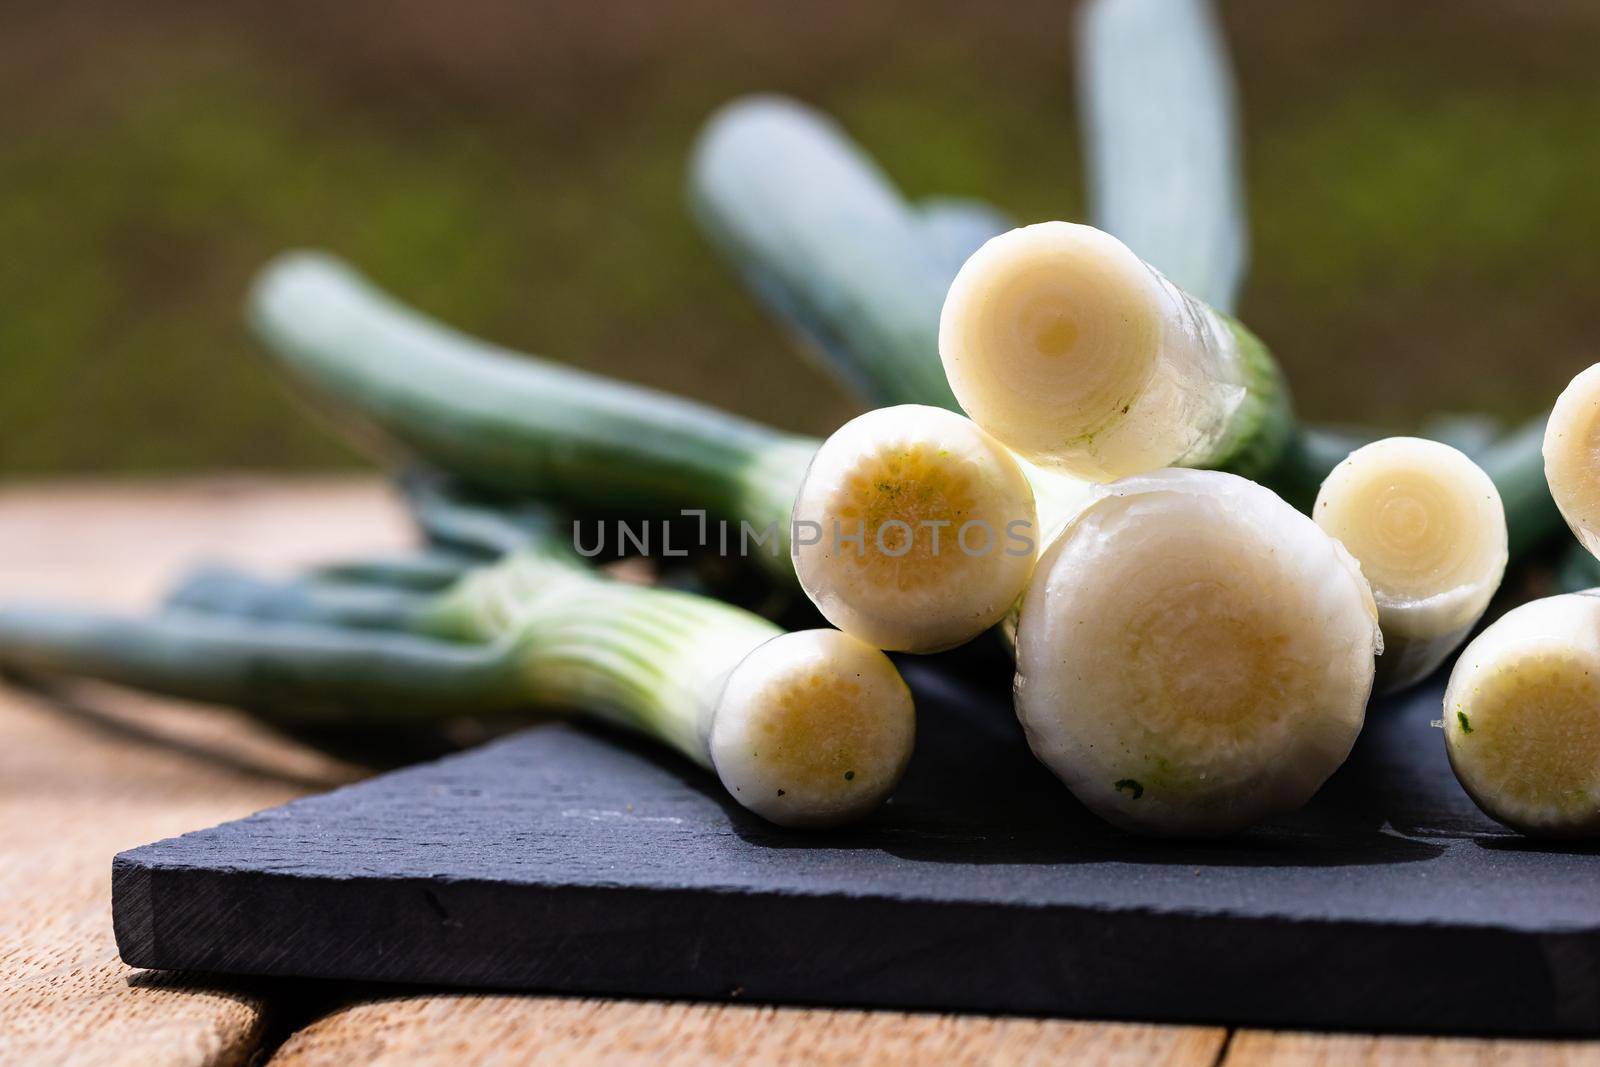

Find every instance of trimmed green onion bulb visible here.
[1543,364,1600,561]
[1314,437,1507,693]
[939,221,1290,482]
[1444,593,1600,838]
[790,405,1038,653]
[709,629,915,826]
[430,547,921,828]
[1013,469,1379,837]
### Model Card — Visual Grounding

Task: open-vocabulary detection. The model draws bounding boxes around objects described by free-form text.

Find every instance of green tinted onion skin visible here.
[166,566,436,634]
[1077,0,1247,313]
[916,197,1015,283]
[310,549,480,592]
[7,537,914,827]
[1208,317,1295,481]
[405,549,920,826]
[250,253,814,580]
[0,606,525,723]
[422,546,779,763]
[1483,416,1561,560]
[689,95,959,410]
[400,472,568,560]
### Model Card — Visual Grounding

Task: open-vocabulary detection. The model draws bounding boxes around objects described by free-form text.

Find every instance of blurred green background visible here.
[3,0,1598,476]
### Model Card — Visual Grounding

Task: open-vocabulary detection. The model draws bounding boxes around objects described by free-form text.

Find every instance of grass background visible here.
[3,0,1598,475]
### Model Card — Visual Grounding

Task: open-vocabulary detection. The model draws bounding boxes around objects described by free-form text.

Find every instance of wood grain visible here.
[0,478,392,1065]
[1225,1030,1600,1065]
[271,995,1226,1067]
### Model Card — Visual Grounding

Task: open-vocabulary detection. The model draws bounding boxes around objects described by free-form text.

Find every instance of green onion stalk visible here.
[688,99,1319,498]
[688,95,966,411]
[688,99,1558,548]
[307,548,481,592]
[250,254,1045,653]
[1076,0,1247,314]
[916,196,1015,280]
[0,513,916,829]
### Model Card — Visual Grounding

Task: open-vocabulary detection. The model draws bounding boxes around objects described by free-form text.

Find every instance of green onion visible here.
[252,252,815,584]
[251,254,1054,652]
[790,405,1038,652]
[688,95,959,410]
[420,545,916,827]
[915,196,1014,281]
[1484,416,1561,561]
[2,532,915,829]
[166,565,436,633]
[1013,468,1380,837]
[939,220,1293,483]
[0,608,522,721]
[1543,364,1600,561]
[1444,592,1600,838]
[308,549,481,592]
[1077,0,1247,312]
[1314,437,1507,693]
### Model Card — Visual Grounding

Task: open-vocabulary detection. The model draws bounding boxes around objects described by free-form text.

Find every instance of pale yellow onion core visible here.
[1314,437,1506,691]
[792,404,1038,653]
[1014,468,1378,838]
[1444,593,1600,837]
[709,629,915,828]
[939,221,1247,481]
[1544,363,1600,561]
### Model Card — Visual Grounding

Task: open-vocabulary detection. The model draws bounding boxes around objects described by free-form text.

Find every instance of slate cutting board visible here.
[112,661,1600,1036]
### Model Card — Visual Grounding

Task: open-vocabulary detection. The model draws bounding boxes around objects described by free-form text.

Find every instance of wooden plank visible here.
[0,478,396,1065]
[1224,1030,1600,1065]
[0,476,411,606]
[270,995,1226,1066]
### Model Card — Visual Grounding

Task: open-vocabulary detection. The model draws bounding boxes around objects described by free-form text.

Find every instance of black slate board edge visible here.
[113,842,1600,938]
[111,853,1600,1037]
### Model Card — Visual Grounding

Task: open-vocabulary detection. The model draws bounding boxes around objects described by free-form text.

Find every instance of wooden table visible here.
[1,478,1594,1066]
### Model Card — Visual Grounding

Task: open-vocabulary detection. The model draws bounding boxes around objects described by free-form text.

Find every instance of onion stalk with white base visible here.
[0,530,915,829]
[1314,437,1507,693]
[940,221,1294,484]
[251,253,1063,652]
[1444,593,1600,838]
[1013,469,1380,837]
[1077,0,1247,312]
[1543,364,1600,561]
[790,405,1038,652]
[688,95,961,410]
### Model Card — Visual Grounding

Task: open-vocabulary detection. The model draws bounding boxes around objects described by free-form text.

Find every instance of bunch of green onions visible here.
[5,0,1592,845]
[6,235,1566,840]
[0,485,915,829]
[687,84,1576,837]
